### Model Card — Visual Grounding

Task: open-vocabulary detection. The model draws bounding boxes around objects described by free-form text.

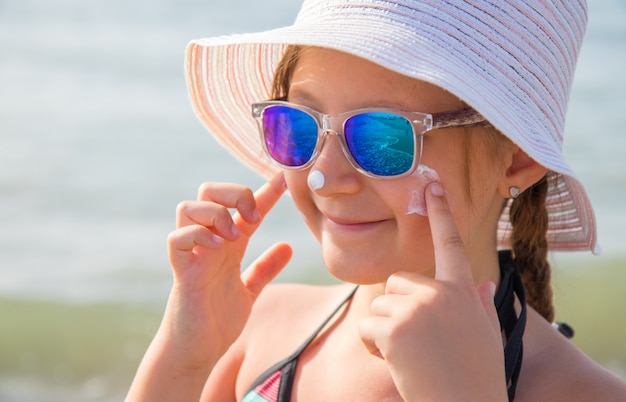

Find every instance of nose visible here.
[308,132,361,194]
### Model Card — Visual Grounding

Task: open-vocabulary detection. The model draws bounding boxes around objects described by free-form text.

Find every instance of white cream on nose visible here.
[307,169,326,191]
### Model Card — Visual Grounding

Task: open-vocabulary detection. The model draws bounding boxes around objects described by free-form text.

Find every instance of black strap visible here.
[244,286,359,400]
[494,250,527,401]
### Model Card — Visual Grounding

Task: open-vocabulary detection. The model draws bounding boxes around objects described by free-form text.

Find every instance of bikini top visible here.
[242,250,533,402]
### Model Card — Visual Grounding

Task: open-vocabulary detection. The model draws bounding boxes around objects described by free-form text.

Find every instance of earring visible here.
[509,186,521,199]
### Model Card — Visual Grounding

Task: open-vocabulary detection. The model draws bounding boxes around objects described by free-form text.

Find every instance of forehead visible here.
[289,47,465,113]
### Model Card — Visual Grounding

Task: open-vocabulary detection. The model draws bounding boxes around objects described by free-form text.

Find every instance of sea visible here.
[0,0,625,400]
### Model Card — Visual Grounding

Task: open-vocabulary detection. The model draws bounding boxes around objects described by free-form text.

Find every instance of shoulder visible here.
[517,307,626,402]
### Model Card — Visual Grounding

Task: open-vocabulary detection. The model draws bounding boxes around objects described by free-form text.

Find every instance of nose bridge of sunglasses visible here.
[321,114,334,132]
[315,115,349,164]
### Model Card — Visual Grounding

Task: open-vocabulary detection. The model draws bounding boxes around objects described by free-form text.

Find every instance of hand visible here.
[358,182,507,402]
[165,172,293,365]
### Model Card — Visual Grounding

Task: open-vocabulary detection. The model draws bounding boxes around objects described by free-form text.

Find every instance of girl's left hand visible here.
[358,182,508,402]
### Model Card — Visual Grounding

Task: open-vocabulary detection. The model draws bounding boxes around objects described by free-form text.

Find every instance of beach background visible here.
[0,0,624,400]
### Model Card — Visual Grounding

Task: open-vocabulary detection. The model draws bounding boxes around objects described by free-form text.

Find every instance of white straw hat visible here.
[185,0,599,253]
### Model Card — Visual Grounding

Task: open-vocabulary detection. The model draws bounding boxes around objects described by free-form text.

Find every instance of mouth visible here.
[324,214,389,232]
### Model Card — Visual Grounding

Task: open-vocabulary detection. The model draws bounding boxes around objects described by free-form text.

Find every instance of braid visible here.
[509,174,555,322]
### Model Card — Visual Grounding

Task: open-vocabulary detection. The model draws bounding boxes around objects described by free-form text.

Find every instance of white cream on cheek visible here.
[405,164,440,216]
[307,169,325,191]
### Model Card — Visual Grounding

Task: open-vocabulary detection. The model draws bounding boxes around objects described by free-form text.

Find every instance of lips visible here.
[323,214,388,231]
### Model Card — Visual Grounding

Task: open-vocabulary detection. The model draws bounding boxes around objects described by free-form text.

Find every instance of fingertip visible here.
[240,208,260,224]
[428,182,445,198]
[237,198,260,224]
[425,182,447,216]
[211,233,225,246]
[229,224,240,238]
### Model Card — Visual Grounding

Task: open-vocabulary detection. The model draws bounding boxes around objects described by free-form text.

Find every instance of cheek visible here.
[284,171,322,237]
[383,164,440,217]
[405,164,440,216]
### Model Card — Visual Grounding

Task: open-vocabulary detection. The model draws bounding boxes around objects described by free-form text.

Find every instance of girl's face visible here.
[283,48,508,284]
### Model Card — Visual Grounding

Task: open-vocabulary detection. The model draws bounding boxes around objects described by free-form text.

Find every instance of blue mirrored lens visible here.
[345,112,414,176]
[262,106,318,167]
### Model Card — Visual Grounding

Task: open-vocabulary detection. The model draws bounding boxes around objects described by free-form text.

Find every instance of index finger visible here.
[425,182,474,284]
[234,172,287,237]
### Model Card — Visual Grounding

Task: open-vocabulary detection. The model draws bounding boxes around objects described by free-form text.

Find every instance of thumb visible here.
[241,242,293,297]
[476,280,501,334]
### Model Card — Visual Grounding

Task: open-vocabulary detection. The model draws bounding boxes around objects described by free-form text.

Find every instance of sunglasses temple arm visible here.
[431,109,493,130]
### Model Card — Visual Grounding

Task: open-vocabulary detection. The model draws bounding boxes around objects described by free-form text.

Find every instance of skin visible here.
[126,49,626,401]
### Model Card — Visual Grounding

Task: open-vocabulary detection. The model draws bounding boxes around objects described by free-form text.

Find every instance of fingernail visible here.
[230,224,240,237]
[251,209,261,223]
[430,182,445,197]
[212,234,224,245]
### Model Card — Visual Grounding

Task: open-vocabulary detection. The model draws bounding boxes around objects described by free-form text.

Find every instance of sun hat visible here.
[185,0,599,253]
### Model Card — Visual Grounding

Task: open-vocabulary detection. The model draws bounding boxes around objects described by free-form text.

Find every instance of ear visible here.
[497,145,548,198]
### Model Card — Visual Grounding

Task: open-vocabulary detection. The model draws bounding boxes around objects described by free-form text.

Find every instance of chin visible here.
[322,246,437,284]
[321,249,399,285]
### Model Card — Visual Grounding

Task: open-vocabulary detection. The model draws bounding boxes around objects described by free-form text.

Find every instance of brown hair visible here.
[271,45,304,101]
[271,45,555,322]
[509,175,554,321]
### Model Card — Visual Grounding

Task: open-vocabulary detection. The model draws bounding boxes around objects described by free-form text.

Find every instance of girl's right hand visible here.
[164,172,292,367]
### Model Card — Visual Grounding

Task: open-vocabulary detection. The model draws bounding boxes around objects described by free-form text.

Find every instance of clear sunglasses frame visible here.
[251,100,492,179]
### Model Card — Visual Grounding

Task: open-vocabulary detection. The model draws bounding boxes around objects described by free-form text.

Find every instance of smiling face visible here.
[281,47,510,285]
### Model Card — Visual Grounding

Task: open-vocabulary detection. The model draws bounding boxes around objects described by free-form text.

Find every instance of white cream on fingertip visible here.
[307,169,325,191]
[406,164,440,216]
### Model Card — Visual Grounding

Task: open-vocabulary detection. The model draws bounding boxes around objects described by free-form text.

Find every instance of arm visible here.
[126,173,292,402]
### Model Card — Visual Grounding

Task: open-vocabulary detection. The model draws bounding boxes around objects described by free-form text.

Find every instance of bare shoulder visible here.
[517,308,626,402]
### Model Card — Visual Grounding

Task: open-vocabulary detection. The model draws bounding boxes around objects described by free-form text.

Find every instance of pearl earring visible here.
[509,186,521,199]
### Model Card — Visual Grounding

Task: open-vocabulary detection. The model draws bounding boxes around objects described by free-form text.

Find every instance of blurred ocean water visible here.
[0,0,625,400]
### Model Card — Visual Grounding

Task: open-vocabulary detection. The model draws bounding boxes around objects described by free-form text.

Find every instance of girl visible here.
[128,1,626,400]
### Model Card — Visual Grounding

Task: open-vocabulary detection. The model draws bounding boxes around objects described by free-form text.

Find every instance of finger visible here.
[385,271,423,296]
[176,201,239,241]
[234,172,287,237]
[197,182,260,224]
[425,182,473,284]
[369,294,404,317]
[358,317,386,359]
[241,242,293,296]
[476,280,501,334]
[167,225,224,269]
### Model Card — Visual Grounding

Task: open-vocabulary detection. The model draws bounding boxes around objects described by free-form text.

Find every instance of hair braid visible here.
[509,175,554,322]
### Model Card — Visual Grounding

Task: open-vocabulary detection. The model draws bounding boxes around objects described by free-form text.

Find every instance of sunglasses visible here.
[252,101,491,178]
